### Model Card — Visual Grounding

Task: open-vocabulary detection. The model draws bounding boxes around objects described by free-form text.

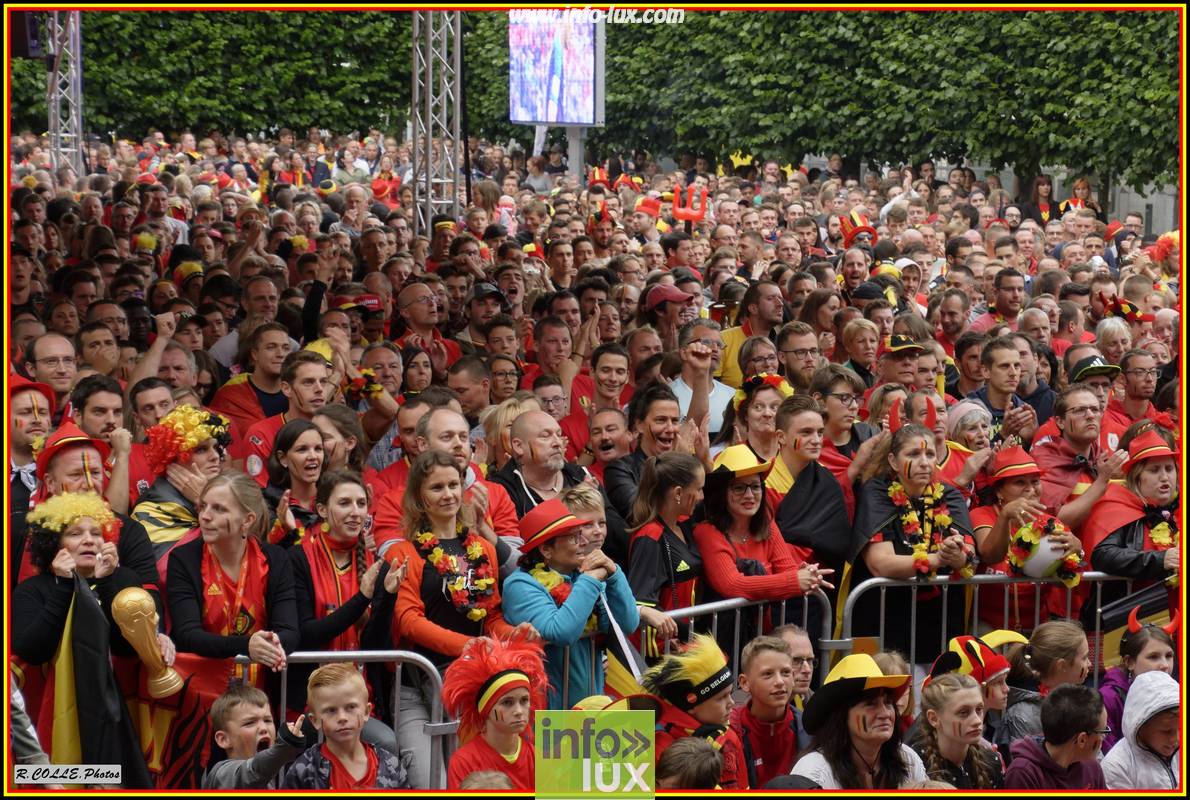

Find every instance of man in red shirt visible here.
[969,267,1026,333]
[211,322,292,435]
[935,289,970,358]
[1101,349,1174,451]
[560,343,631,460]
[392,280,462,381]
[244,351,330,485]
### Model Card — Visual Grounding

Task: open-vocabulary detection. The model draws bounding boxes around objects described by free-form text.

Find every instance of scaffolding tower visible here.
[410,11,462,236]
[46,11,85,176]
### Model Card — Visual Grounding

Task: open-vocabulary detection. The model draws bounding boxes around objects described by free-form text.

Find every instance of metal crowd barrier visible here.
[235,649,456,789]
[823,572,1131,688]
[557,589,834,704]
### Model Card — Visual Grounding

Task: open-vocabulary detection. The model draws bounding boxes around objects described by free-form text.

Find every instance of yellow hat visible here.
[802,654,910,734]
[303,338,334,364]
[709,443,774,482]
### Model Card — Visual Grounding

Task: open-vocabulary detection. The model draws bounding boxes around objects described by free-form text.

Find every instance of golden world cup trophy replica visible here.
[112,586,183,698]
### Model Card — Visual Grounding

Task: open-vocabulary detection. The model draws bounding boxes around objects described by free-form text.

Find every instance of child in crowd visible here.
[283,663,410,789]
[202,684,309,789]
[641,633,748,789]
[655,737,722,789]
[1098,611,1176,753]
[1003,684,1107,789]
[913,673,1004,788]
[441,635,547,790]
[729,635,805,787]
[997,621,1090,754]
[1101,670,1180,790]
[872,650,915,729]
[459,770,515,789]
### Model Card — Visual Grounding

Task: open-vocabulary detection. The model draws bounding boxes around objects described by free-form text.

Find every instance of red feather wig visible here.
[441,634,549,741]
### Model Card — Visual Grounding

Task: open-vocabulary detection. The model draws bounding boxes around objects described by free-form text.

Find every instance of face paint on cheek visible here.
[792,436,800,452]
[860,714,868,734]
[953,721,962,740]
[83,451,98,491]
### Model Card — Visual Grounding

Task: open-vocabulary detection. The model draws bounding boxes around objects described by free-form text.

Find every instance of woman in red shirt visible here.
[693,445,832,658]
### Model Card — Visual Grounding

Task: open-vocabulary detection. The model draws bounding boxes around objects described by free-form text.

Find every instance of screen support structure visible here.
[566,126,584,183]
[46,11,85,176]
[410,11,462,236]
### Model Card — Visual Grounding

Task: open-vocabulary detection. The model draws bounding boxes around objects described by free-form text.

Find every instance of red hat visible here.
[35,421,111,482]
[371,178,391,200]
[1126,429,1179,467]
[196,171,218,186]
[990,446,1043,483]
[613,173,642,193]
[985,218,1010,229]
[519,498,586,552]
[9,374,57,418]
[1104,220,1124,241]
[331,294,383,315]
[215,172,233,191]
[839,210,878,248]
[924,630,1028,689]
[588,167,612,191]
[634,197,661,219]
[645,283,696,312]
[135,172,158,185]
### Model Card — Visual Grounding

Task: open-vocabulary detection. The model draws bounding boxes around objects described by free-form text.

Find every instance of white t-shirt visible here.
[669,375,736,436]
[790,744,928,789]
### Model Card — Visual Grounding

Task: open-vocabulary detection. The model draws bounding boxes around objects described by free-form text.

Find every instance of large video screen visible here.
[508,11,602,126]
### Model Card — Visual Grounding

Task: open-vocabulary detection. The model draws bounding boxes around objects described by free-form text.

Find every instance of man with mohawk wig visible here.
[640,633,749,789]
[441,634,549,790]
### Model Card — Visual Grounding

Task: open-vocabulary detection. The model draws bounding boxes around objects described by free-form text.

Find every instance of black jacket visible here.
[489,459,630,567]
[165,538,300,658]
[603,448,649,524]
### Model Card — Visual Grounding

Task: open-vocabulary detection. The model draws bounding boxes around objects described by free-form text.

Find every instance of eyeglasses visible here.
[35,356,77,368]
[1087,726,1112,737]
[538,396,567,408]
[1124,368,1160,378]
[491,370,520,380]
[402,296,437,308]
[1064,404,1100,418]
[748,354,779,366]
[695,337,723,350]
[729,483,764,497]
[560,531,590,546]
[790,657,818,669]
[783,347,821,360]
[825,392,863,407]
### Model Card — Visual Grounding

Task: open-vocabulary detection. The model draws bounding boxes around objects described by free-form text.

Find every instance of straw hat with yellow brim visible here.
[989,446,1043,484]
[801,654,910,735]
[708,443,775,483]
[518,498,587,553]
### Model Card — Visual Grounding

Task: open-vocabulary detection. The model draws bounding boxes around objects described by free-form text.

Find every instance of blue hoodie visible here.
[501,566,639,708]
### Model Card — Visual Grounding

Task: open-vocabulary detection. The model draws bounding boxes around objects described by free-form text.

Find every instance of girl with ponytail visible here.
[913,673,1004,788]
[995,620,1090,752]
[287,469,407,732]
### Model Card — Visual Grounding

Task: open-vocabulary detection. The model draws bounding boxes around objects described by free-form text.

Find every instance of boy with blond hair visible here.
[283,663,409,789]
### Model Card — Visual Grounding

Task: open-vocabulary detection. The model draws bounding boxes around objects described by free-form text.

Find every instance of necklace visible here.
[851,743,879,784]
[412,521,498,622]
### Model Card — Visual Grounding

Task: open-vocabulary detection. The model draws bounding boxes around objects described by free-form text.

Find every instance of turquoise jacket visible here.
[502,567,640,709]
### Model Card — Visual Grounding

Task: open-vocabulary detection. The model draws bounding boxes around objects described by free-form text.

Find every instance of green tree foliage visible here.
[11,10,1176,190]
[11,11,412,138]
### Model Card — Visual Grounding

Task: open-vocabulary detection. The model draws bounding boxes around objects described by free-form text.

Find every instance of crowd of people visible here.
[7,125,1182,791]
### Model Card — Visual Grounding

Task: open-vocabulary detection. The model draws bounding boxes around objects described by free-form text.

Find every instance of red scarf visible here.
[201,537,269,637]
[301,526,373,651]
[323,742,378,790]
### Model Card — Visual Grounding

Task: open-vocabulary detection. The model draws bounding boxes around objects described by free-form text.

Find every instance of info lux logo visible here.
[535,710,655,798]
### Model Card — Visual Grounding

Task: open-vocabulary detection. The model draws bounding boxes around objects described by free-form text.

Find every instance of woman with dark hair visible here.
[401,345,433,394]
[792,654,927,788]
[12,492,157,787]
[265,419,325,546]
[331,149,368,185]
[798,288,842,351]
[287,469,406,737]
[628,452,705,660]
[693,445,831,655]
[845,424,975,671]
[604,382,694,521]
[1021,174,1057,227]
